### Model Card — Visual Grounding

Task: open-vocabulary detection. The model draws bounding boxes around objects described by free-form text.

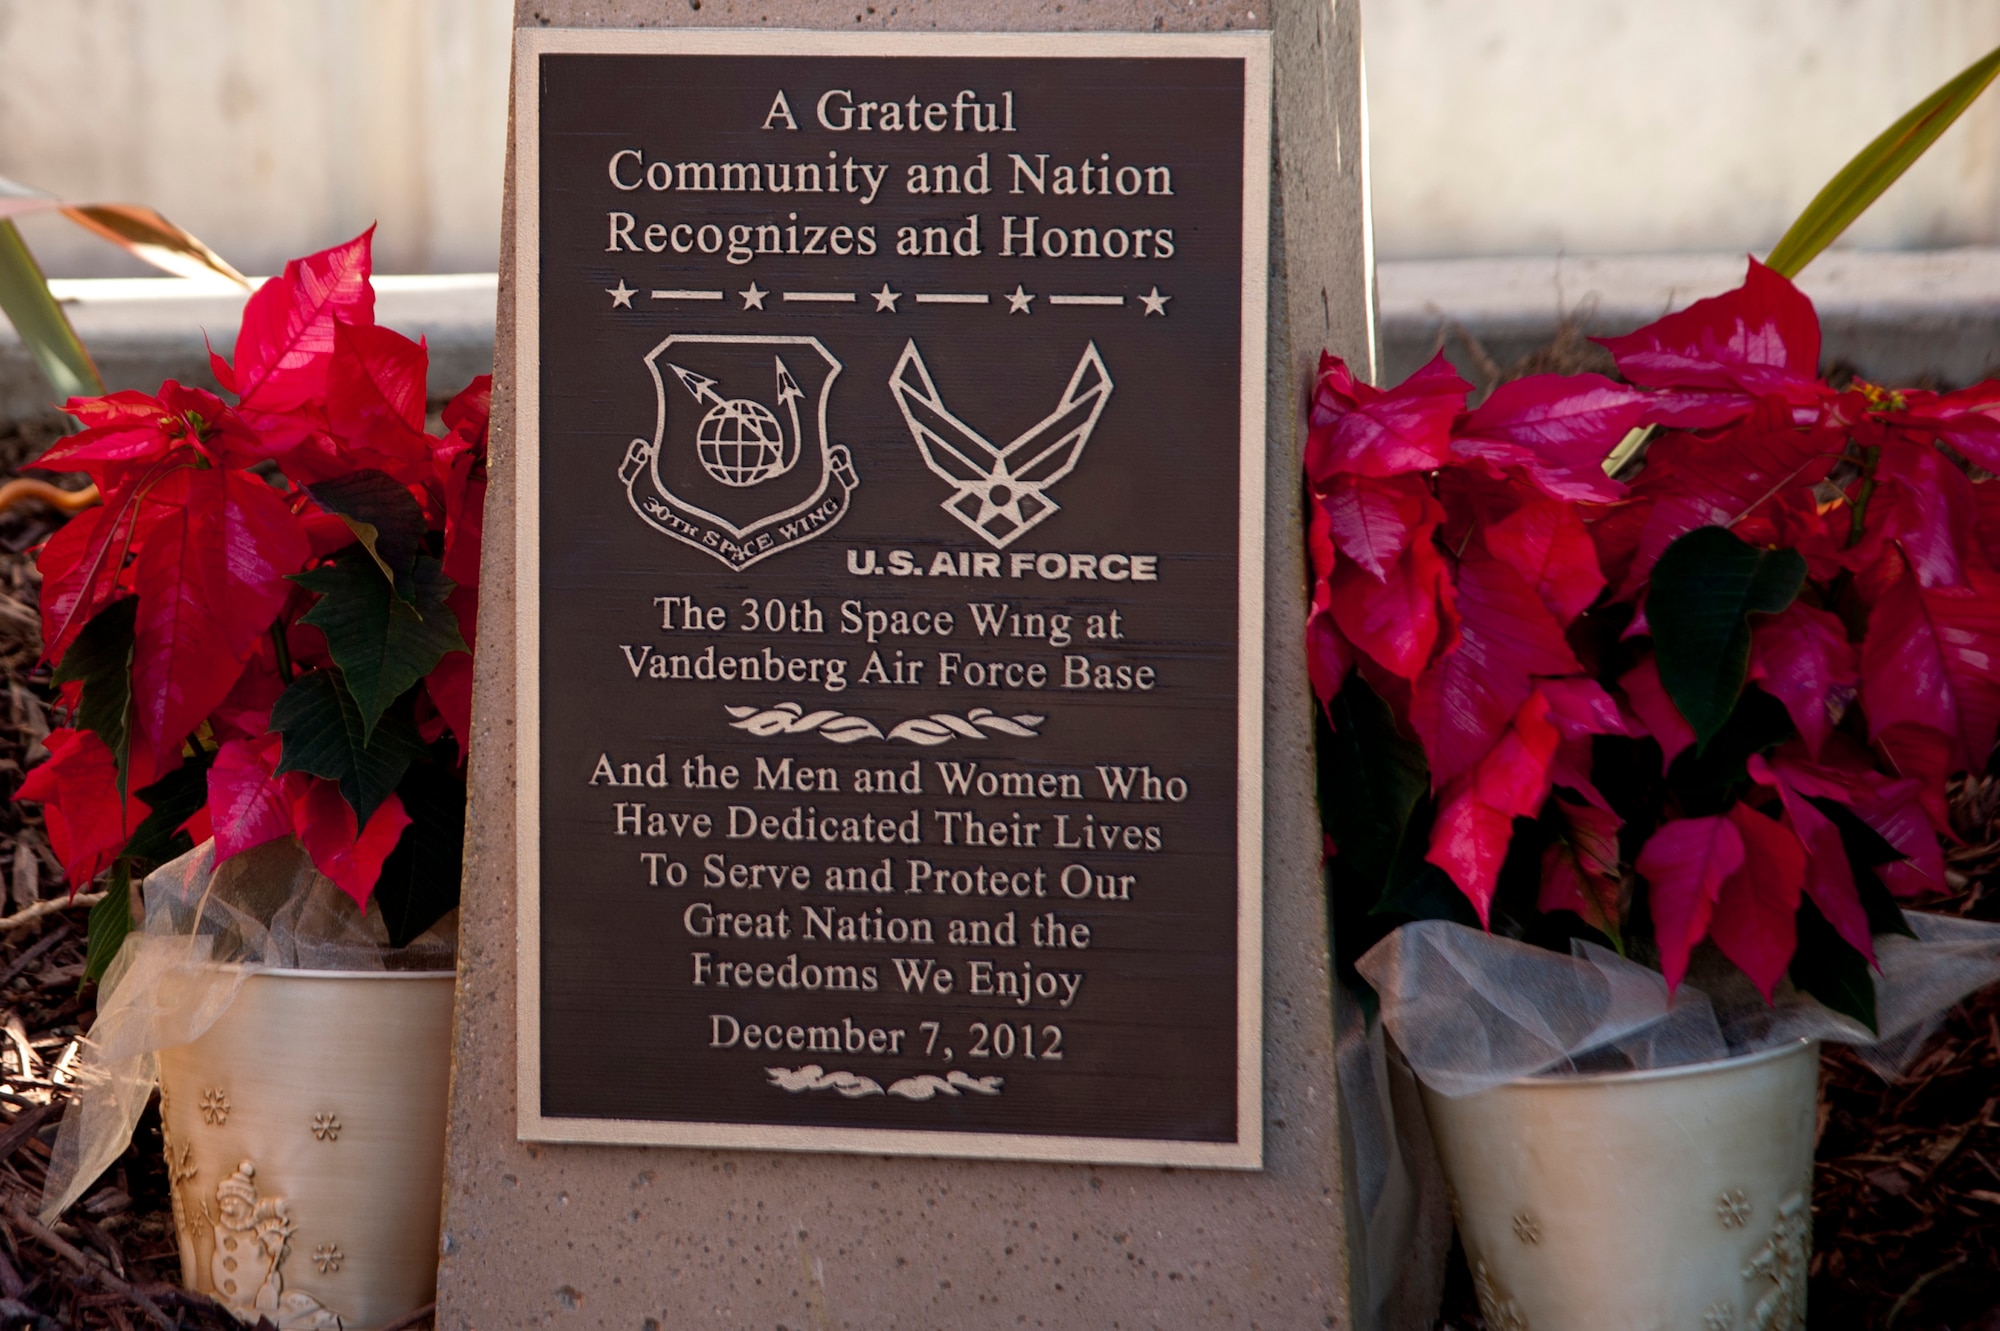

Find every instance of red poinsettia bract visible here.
[1311,260,1995,1008]
[18,229,489,918]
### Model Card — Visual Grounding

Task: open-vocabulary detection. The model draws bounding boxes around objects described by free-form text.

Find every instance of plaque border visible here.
[512,25,1272,1169]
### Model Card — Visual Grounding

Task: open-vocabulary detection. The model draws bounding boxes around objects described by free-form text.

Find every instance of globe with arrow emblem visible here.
[695,397,787,487]
[673,359,805,488]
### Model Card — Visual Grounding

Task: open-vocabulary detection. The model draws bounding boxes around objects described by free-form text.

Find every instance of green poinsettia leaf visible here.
[293,549,465,744]
[51,597,136,792]
[1789,898,1878,1034]
[305,470,430,590]
[123,750,215,869]
[1665,687,1795,817]
[83,862,131,986]
[1807,796,1917,940]
[372,750,466,948]
[1371,847,1482,928]
[1317,672,1430,890]
[1648,526,1806,751]
[270,669,427,826]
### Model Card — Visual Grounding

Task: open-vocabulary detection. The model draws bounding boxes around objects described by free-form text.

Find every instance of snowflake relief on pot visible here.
[210,1160,344,1330]
[1716,1187,1752,1228]
[310,1113,341,1142]
[1741,1190,1809,1331]
[199,1087,231,1126]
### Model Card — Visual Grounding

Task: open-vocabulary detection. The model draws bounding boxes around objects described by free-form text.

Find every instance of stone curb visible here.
[0,274,499,433]
[5,252,1996,438]
[1380,248,2000,391]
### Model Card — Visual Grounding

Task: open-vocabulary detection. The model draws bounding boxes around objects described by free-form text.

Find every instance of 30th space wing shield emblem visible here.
[618,334,858,569]
[889,340,1112,548]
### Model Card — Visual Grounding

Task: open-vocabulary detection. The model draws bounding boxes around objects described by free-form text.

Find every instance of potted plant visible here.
[16,228,487,1329]
[1311,260,2000,1330]
[1310,44,2000,1329]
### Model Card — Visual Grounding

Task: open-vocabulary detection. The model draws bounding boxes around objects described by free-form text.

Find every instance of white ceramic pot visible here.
[156,970,455,1331]
[1419,1039,1818,1331]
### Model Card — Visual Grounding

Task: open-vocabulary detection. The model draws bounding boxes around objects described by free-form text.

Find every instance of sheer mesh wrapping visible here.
[39,839,455,1223]
[1342,914,2000,1316]
[1357,914,2000,1099]
[1337,995,1417,1322]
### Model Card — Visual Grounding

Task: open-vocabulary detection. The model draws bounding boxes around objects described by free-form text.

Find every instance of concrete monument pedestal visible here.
[436,3,1422,1326]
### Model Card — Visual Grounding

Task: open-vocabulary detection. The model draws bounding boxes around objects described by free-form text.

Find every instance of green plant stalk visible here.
[0,219,103,403]
[270,619,295,684]
[1847,445,1882,549]
[1601,424,1654,479]
[1767,42,2000,278]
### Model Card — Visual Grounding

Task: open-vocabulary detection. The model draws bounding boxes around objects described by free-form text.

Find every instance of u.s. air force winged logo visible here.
[889,339,1113,548]
[619,334,859,569]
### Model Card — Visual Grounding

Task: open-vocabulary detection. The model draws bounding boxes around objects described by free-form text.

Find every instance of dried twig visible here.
[0,920,72,989]
[0,1196,172,1331]
[0,891,103,934]
[0,1239,25,1299]
[1885,1254,1966,1327]
[71,1211,125,1279]
[0,1103,52,1165]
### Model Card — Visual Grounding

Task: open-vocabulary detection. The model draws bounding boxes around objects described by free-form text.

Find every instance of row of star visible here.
[605,280,1170,316]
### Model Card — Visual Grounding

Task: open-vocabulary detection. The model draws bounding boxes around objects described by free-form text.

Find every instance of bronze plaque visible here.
[514,28,1270,1167]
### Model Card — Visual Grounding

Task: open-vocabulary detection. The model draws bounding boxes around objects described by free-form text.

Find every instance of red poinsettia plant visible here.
[16,229,488,974]
[1311,259,2000,1026]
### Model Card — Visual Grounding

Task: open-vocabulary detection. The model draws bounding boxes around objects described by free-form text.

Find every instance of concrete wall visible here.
[0,0,511,276]
[2,1,1996,270]
[1362,0,2000,259]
